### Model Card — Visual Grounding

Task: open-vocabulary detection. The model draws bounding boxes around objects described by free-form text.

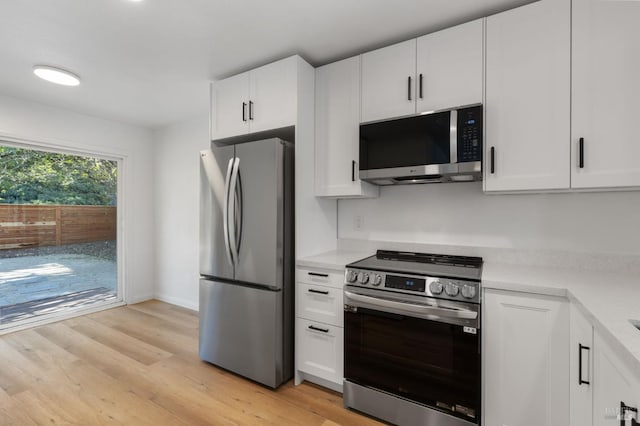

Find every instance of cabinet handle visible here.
[308,272,329,278]
[578,344,590,386]
[308,289,330,295]
[249,101,254,120]
[352,160,356,182]
[579,137,585,168]
[308,325,329,333]
[407,76,412,101]
[490,147,496,174]
[242,102,247,122]
[419,73,423,99]
[620,401,639,426]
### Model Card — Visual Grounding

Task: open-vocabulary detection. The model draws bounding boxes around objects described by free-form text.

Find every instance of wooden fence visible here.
[0,204,116,250]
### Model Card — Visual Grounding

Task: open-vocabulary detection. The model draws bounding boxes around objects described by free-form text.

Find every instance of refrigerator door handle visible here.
[234,164,244,262]
[229,157,241,267]
[223,157,234,267]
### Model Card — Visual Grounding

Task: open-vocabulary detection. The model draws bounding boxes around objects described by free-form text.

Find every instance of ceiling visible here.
[0,0,532,130]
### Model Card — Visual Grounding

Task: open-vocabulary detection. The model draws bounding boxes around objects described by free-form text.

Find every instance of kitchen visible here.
[1,0,640,425]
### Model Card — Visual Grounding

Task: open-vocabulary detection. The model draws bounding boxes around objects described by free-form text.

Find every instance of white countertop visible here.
[296,250,371,271]
[297,248,640,372]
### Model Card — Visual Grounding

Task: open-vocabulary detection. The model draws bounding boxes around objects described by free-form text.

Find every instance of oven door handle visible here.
[344,290,478,320]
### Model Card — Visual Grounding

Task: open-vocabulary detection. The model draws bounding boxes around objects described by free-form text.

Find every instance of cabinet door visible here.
[572,0,640,189]
[248,56,297,133]
[361,39,417,123]
[484,0,570,192]
[484,289,569,426]
[570,304,593,426]
[211,72,249,140]
[296,318,343,385]
[314,57,378,198]
[416,19,483,113]
[592,331,640,426]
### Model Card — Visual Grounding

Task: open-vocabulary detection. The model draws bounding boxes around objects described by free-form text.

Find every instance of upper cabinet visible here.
[416,19,483,114]
[484,0,571,192]
[571,0,640,189]
[211,56,297,141]
[314,57,378,198]
[361,39,417,123]
[361,19,483,124]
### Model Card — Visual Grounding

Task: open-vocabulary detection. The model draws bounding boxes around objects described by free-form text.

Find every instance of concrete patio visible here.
[0,252,117,324]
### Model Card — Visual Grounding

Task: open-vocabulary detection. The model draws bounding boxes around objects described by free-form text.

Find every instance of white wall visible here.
[152,114,209,310]
[0,94,155,303]
[339,182,640,255]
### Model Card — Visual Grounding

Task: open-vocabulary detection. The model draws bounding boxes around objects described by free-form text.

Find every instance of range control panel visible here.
[457,105,483,163]
[344,268,480,304]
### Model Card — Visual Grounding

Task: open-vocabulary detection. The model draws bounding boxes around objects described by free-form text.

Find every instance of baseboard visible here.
[153,293,198,311]
[126,293,154,305]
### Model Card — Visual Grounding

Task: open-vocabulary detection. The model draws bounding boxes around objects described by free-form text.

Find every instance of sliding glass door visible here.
[0,143,121,328]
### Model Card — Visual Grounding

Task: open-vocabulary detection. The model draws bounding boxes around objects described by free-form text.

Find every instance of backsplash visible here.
[338,181,640,256]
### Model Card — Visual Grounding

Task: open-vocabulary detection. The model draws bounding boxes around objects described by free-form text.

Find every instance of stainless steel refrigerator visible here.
[199,137,294,388]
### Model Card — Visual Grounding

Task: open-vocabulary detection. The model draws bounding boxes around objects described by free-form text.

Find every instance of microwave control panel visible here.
[457,105,483,163]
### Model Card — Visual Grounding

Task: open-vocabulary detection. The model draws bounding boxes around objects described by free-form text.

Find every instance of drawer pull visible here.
[308,289,329,295]
[308,272,329,278]
[308,325,329,333]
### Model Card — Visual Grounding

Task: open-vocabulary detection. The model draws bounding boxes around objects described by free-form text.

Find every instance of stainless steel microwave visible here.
[359,105,483,185]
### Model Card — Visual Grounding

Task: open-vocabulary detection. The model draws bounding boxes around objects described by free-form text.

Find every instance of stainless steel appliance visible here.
[343,250,483,426]
[199,137,294,389]
[359,105,483,185]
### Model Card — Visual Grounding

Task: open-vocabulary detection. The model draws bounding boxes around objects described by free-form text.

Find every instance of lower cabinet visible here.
[483,289,570,426]
[294,266,344,392]
[570,303,594,426]
[592,330,640,426]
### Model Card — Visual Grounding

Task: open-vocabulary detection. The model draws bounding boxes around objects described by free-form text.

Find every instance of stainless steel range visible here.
[343,250,483,426]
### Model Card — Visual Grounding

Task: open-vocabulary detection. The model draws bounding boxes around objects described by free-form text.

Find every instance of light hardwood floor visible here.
[0,300,382,425]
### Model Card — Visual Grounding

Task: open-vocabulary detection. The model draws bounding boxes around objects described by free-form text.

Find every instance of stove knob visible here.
[461,284,476,299]
[357,272,369,284]
[445,282,460,297]
[429,280,443,295]
[346,270,357,283]
[372,274,382,286]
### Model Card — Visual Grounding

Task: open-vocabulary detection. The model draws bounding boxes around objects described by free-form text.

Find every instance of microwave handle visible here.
[344,290,478,321]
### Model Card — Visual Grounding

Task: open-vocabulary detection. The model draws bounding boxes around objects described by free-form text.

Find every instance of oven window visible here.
[359,112,451,170]
[345,308,480,422]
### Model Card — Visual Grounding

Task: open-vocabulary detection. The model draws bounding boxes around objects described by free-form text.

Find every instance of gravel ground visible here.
[0,240,117,262]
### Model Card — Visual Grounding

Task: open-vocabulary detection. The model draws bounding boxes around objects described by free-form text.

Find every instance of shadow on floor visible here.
[0,287,117,324]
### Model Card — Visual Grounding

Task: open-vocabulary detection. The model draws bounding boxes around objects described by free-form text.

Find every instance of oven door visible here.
[344,286,481,424]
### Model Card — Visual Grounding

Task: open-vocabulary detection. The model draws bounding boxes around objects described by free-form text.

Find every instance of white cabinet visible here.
[296,318,344,386]
[360,21,483,124]
[361,39,417,123]
[484,0,571,192]
[571,0,640,189]
[570,304,594,426]
[210,72,249,140]
[416,19,483,114]
[483,289,569,426]
[314,57,378,199]
[592,330,640,426]
[211,56,297,140]
[294,266,344,392]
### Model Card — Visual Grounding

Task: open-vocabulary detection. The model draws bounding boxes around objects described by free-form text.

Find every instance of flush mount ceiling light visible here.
[33,65,81,86]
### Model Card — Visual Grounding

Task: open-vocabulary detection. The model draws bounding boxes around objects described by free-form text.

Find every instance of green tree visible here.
[0,146,117,205]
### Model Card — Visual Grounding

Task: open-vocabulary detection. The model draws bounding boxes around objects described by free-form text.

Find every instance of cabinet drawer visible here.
[296,283,343,327]
[296,318,343,385]
[296,267,344,289]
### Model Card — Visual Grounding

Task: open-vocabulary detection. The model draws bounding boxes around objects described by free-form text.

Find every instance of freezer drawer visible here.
[199,279,290,388]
